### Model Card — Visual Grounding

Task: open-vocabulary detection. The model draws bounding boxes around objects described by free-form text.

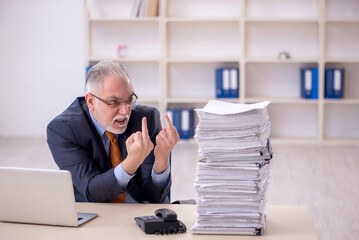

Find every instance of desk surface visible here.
[0,204,318,240]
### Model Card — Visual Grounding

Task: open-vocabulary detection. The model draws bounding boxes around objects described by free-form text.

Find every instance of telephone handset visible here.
[134,208,187,235]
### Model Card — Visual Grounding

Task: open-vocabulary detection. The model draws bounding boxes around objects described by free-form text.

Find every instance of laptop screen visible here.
[0,167,85,226]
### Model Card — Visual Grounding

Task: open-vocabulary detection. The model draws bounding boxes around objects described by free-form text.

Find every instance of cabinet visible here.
[85,0,359,144]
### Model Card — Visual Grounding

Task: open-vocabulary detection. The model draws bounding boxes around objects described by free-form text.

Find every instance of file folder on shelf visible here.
[230,68,239,98]
[216,68,239,98]
[325,68,344,99]
[166,109,194,140]
[300,68,318,99]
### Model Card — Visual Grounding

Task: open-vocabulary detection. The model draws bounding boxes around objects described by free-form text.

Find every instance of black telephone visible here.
[134,208,187,235]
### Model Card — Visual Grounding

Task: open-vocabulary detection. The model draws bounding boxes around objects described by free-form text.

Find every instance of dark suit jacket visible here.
[47,97,171,203]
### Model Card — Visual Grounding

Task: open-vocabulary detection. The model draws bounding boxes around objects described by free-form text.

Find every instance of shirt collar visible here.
[89,110,106,137]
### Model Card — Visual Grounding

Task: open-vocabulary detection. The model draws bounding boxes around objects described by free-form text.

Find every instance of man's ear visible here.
[85,93,95,111]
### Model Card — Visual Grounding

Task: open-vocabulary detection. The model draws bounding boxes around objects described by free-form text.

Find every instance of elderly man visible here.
[47,60,179,203]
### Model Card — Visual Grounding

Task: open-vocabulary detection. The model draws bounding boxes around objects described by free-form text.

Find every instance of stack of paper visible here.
[191,100,273,236]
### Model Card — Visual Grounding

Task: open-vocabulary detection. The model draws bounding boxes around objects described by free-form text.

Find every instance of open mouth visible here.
[115,119,127,126]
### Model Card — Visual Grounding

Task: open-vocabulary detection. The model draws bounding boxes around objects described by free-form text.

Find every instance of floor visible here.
[0,137,358,240]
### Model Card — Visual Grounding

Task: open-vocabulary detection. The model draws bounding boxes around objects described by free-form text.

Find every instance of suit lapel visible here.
[80,98,111,169]
[118,132,129,160]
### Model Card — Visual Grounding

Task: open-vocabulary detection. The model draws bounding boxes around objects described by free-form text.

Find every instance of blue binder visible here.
[229,68,239,98]
[215,68,239,98]
[215,68,230,98]
[179,109,194,139]
[215,68,224,98]
[300,68,318,99]
[325,68,344,99]
[166,109,194,140]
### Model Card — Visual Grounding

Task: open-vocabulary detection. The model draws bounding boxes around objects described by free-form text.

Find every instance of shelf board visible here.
[325,19,359,23]
[321,138,359,145]
[323,99,359,104]
[168,97,319,105]
[325,58,359,63]
[270,137,320,145]
[167,57,240,63]
[245,18,319,23]
[245,98,318,104]
[88,17,160,22]
[271,137,359,145]
[87,56,160,62]
[165,17,239,23]
[245,57,319,63]
[167,97,240,104]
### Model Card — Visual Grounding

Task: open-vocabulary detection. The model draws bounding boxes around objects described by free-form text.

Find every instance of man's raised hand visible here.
[123,117,154,175]
[153,114,180,173]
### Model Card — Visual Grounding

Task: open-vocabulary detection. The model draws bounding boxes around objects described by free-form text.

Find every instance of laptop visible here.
[0,167,98,227]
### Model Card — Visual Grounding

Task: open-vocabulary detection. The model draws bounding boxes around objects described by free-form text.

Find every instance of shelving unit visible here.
[85,0,359,144]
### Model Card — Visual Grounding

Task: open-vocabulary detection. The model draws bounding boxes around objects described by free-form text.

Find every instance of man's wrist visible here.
[114,163,135,189]
[151,165,171,187]
[153,155,170,174]
[122,155,142,175]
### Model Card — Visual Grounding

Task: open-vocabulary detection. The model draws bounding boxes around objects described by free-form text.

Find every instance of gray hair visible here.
[85,60,131,94]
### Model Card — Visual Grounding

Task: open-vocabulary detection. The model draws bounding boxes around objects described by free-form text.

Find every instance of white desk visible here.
[0,204,318,240]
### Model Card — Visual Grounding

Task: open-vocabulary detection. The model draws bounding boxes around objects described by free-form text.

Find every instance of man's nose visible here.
[118,103,130,115]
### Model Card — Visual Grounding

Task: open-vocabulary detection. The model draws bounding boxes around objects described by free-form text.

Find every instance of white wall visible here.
[0,0,85,136]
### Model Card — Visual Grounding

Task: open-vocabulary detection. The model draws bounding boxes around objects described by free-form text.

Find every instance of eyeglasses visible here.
[90,93,138,108]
